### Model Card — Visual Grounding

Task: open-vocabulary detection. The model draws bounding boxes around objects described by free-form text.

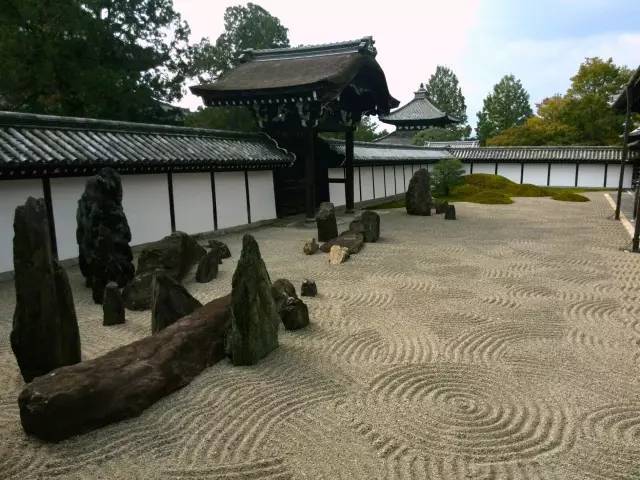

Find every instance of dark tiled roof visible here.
[0,111,294,178]
[379,85,459,128]
[327,139,452,165]
[190,37,398,114]
[612,66,640,112]
[373,130,416,145]
[425,140,480,148]
[449,146,639,163]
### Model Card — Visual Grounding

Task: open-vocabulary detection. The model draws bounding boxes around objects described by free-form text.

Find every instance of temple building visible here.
[375,84,460,145]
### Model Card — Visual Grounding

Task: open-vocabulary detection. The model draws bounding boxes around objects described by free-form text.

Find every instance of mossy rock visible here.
[450,184,482,197]
[551,191,590,202]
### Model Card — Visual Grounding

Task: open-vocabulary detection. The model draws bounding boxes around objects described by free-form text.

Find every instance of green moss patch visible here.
[551,191,590,202]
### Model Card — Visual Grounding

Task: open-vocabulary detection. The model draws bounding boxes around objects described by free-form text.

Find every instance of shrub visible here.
[551,191,590,202]
[432,159,466,196]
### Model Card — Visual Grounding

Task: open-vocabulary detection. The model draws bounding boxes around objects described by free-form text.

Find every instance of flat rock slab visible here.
[137,231,206,281]
[320,233,364,254]
[19,295,231,442]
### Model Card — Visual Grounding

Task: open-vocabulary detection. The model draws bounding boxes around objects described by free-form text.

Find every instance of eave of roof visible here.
[612,65,640,112]
[449,145,640,162]
[379,85,460,127]
[327,139,452,165]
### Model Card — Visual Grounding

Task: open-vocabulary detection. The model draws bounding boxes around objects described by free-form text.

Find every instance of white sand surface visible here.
[1,193,640,479]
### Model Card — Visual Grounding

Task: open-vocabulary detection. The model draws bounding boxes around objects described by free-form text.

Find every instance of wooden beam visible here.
[616,85,632,221]
[345,127,355,212]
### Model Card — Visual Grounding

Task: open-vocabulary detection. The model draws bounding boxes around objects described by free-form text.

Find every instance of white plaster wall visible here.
[0,179,43,273]
[215,171,247,229]
[248,170,277,222]
[394,165,404,194]
[328,167,346,206]
[328,167,344,180]
[360,166,374,201]
[473,163,496,175]
[463,163,472,175]
[522,164,548,185]
[385,166,396,196]
[609,165,634,189]
[577,164,606,188]
[373,167,385,198]
[173,172,214,235]
[121,174,171,246]
[549,164,576,187]
[51,177,89,260]
[354,168,361,202]
[497,164,522,184]
[403,165,413,192]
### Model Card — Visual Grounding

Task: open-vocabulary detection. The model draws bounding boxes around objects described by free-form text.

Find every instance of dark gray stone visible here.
[435,199,449,214]
[195,249,219,283]
[405,169,432,216]
[76,167,134,304]
[280,297,310,330]
[445,205,457,220]
[228,235,279,366]
[301,279,317,297]
[122,271,156,311]
[11,197,81,382]
[207,239,231,259]
[151,273,202,334]
[19,295,231,442]
[316,202,338,242]
[350,211,380,242]
[137,231,206,281]
[271,278,298,310]
[320,232,364,254]
[303,238,319,255]
[103,282,125,326]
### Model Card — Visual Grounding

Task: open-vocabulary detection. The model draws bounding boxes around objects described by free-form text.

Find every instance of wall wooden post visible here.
[167,172,176,232]
[345,127,355,212]
[616,85,632,221]
[305,127,316,221]
[42,177,58,259]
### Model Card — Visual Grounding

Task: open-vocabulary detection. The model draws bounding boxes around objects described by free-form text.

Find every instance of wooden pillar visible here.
[210,171,218,230]
[42,177,58,259]
[167,172,176,232]
[616,85,632,221]
[345,127,355,213]
[305,127,316,221]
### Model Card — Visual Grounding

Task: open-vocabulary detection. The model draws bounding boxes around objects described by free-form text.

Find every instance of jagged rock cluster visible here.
[406,169,432,216]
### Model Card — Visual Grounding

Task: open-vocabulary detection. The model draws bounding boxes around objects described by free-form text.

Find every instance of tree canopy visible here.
[0,0,192,122]
[487,58,633,146]
[476,75,533,143]
[321,117,389,142]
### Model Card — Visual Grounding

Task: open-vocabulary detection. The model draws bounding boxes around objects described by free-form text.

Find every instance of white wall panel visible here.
[522,164,548,185]
[403,165,413,192]
[577,164,605,188]
[549,163,576,186]
[215,171,247,229]
[385,166,396,196]
[394,165,404,194]
[473,162,496,174]
[0,179,43,273]
[360,166,374,201]
[497,164,521,183]
[328,167,346,206]
[248,170,277,222]
[373,167,385,198]
[328,168,344,179]
[173,172,214,235]
[605,164,632,188]
[354,167,361,202]
[121,174,171,246]
[463,163,472,175]
[51,177,89,260]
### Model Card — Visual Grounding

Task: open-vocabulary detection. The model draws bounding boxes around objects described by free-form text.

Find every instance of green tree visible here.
[476,75,533,143]
[0,0,192,122]
[322,117,389,142]
[432,158,466,196]
[185,106,258,131]
[422,66,471,140]
[191,3,289,83]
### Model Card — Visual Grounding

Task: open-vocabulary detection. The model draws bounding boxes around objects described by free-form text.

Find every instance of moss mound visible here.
[466,191,513,204]
[551,191,590,202]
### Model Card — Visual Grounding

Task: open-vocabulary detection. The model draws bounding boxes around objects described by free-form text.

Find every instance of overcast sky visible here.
[175,0,640,132]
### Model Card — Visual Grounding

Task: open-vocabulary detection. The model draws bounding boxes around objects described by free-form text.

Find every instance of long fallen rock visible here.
[19,295,232,442]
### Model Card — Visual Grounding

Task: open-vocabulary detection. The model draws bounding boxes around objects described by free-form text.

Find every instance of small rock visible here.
[316,202,338,242]
[320,232,364,254]
[329,245,350,265]
[272,279,297,302]
[303,238,319,255]
[301,279,317,297]
[195,249,219,283]
[349,211,380,242]
[151,273,202,333]
[280,297,310,330]
[435,200,449,214]
[103,282,125,326]
[445,205,457,220]
[406,169,432,216]
[208,239,231,259]
[122,271,156,311]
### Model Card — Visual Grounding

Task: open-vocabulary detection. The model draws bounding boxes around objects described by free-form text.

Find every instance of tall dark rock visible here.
[76,167,134,304]
[11,197,81,382]
[195,249,219,283]
[405,169,433,216]
[151,273,202,334]
[228,235,279,366]
[349,211,380,242]
[103,282,125,326]
[316,202,338,242]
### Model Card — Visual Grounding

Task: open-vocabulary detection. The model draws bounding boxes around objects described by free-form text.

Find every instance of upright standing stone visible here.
[271,279,309,330]
[11,197,81,382]
[76,167,135,304]
[435,199,449,214]
[208,239,231,259]
[445,205,457,220]
[195,249,219,283]
[316,202,338,242]
[151,273,202,334]
[405,169,432,216]
[349,211,380,242]
[103,282,125,326]
[301,279,318,297]
[228,235,280,366]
